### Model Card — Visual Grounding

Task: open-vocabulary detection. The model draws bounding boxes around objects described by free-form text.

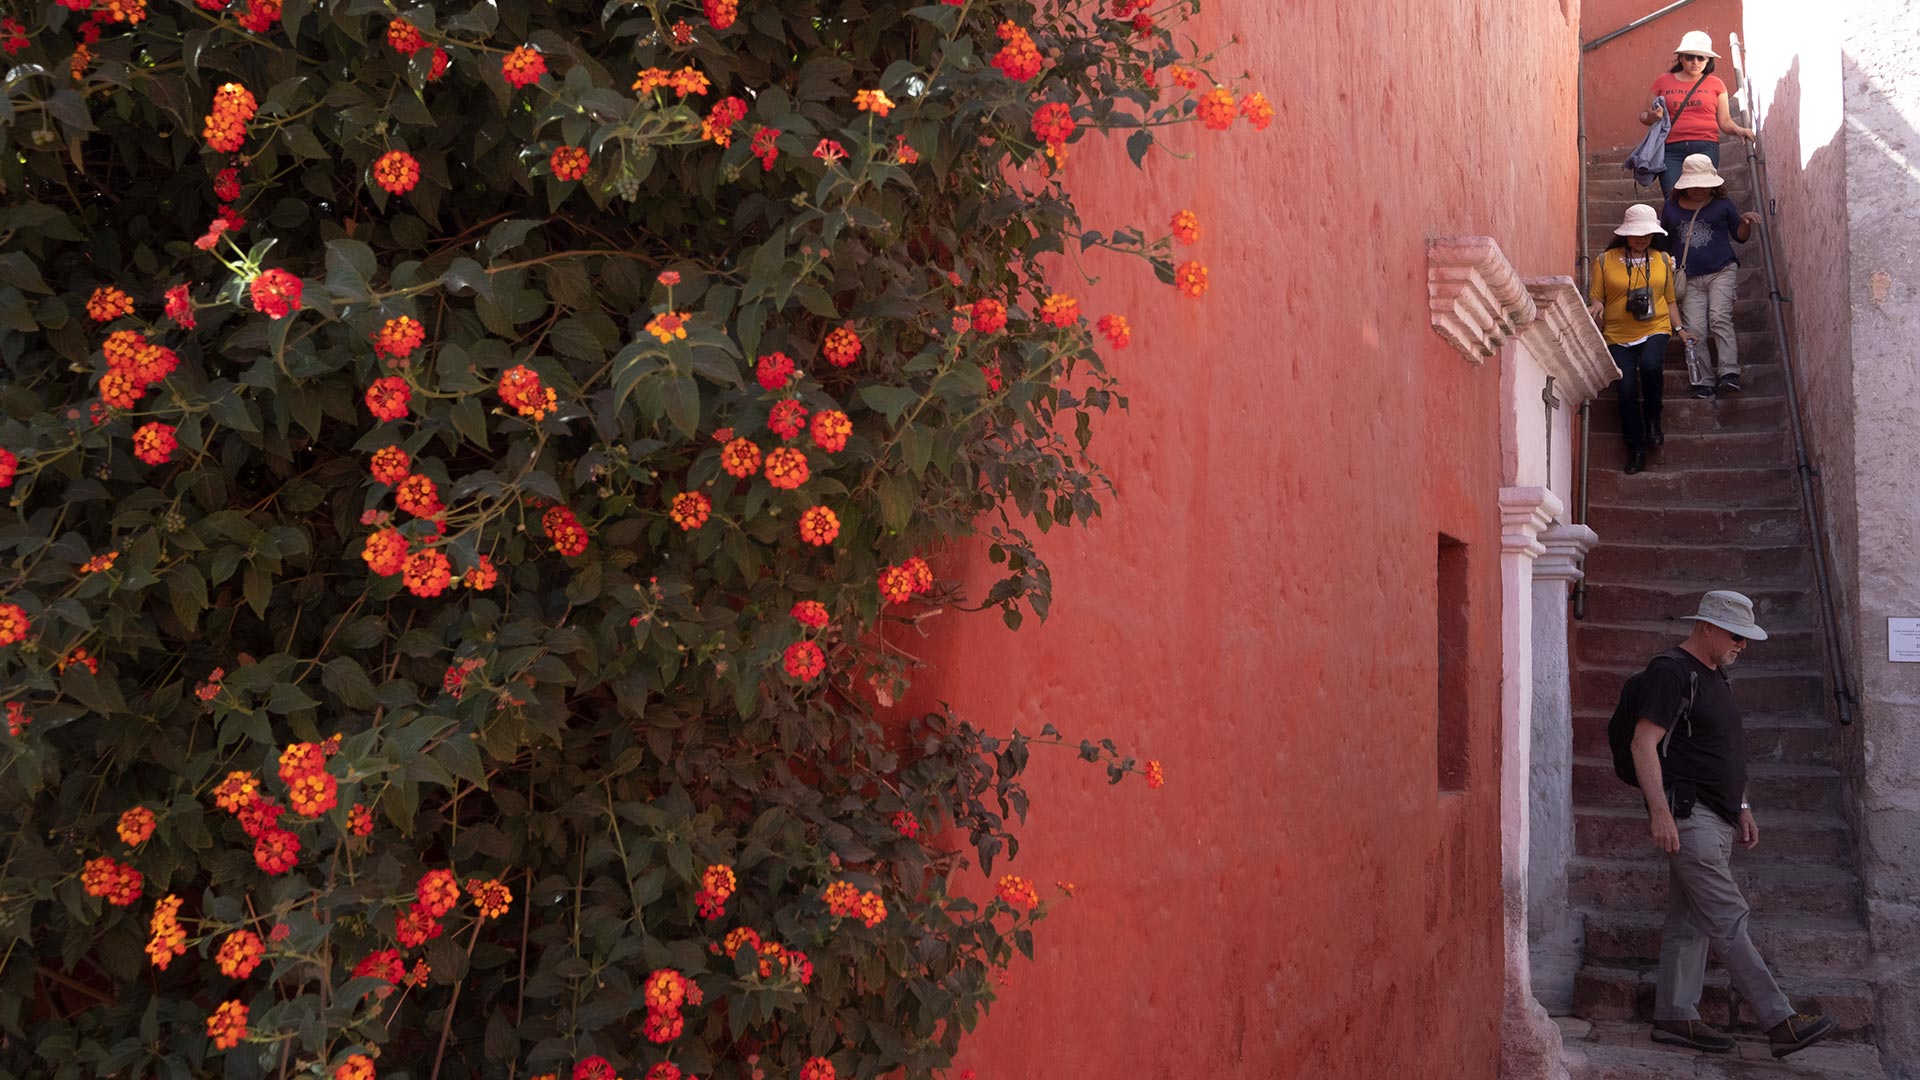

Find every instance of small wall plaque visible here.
[1890,618,1920,663]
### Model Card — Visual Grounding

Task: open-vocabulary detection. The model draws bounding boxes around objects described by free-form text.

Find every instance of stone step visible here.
[1589,394,1789,434]
[1572,665,1827,722]
[1573,758,1843,815]
[1569,853,1858,917]
[1572,967,1877,1042]
[1576,583,1815,629]
[1576,621,1822,671]
[1559,1018,1888,1078]
[1571,711,1838,767]
[1581,909,1871,973]
[1586,466,1802,509]
[1584,506,1806,547]
[1575,806,1851,863]
[1589,431,1790,471]
[1587,166,1753,201]
[1583,543,1811,587]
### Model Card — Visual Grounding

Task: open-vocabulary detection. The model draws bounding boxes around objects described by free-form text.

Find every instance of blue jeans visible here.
[1611,336,1669,452]
[1660,139,1720,200]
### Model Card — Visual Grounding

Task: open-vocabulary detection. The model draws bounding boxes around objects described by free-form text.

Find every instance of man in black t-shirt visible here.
[1630,590,1836,1060]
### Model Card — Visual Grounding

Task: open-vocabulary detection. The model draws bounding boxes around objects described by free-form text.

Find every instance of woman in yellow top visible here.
[1588,204,1691,475]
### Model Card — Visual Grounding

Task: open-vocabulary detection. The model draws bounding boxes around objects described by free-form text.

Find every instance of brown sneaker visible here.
[1651,1019,1736,1052]
[1769,1012,1836,1059]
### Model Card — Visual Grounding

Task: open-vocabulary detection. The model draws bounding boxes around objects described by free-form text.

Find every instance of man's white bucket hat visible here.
[1681,590,1769,640]
[1614,204,1668,237]
[1674,30,1721,58]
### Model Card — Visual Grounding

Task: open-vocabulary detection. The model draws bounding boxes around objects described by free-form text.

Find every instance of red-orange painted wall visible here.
[893,1,1583,1077]
[1582,0,1747,152]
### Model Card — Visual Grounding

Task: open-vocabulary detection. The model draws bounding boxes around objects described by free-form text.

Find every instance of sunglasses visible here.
[1680,54,1707,62]
[1730,633,1747,645]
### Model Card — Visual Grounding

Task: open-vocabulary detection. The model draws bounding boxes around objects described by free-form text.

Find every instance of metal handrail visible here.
[1571,0,1705,620]
[1728,33,1859,726]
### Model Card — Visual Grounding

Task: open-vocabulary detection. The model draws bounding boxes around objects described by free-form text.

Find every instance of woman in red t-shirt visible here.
[1637,30,1755,198]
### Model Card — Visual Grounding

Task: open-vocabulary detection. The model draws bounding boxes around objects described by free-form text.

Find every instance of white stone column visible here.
[1498,486,1569,1080]
[1527,523,1598,1015]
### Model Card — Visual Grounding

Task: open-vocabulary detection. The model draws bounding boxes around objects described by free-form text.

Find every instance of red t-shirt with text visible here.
[1652,73,1726,143]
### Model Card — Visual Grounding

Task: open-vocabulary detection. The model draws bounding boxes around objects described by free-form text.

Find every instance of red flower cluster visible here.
[365,376,411,421]
[1171,208,1200,244]
[82,855,144,906]
[501,46,546,88]
[769,399,809,440]
[355,947,405,985]
[550,146,590,181]
[1197,86,1236,130]
[202,82,257,153]
[372,150,421,195]
[387,17,424,53]
[750,126,780,170]
[1096,313,1132,349]
[498,364,558,420]
[370,445,410,486]
[756,350,796,390]
[249,268,302,319]
[892,810,920,838]
[1031,102,1075,155]
[791,600,829,628]
[810,409,851,452]
[164,283,195,328]
[0,17,26,55]
[464,555,498,590]
[969,297,1008,333]
[877,564,915,605]
[783,640,825,681]
[997,874,1041,912]
[206,1000,248,1051]
[802,1058,837,1080]
[543,505,590,556]
[1146,759,1166,788]
[234,0,279,33]
[798,505,839,546]
[371,316,426,361]
[0,448,16,489]
[695,863,735,919]
[822,880,886,926]
[131,422,178,465]
[1037,293,1080,328]
[401,548,452,597]
[5,701,28,736]
[334,1054,376,1080]
[361,528,409,576]
[702,96,748,146]
[394,474,442,517]
[1240,91,1275,131]
[1174,260,1209,299]
[215,929,265,978]
[763,447,808,490]
[822,324,861,367]
[669,490,711,531]
[87,285,134,322]
[992,21,1042,81]
[573,1057,615,1080]
[641,967,700,1043]
[347,803,375,837]
[720,437,762,478]
[117,805,157,846]
[703,0,736,28]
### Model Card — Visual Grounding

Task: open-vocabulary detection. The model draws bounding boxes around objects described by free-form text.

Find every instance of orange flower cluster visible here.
[703,96,748,145]
[369,445,410,485]
[550,145,590,181]
[147,894,187,968]
[798,505,839,547]
[783,640,825,682]
[78,551,118,575]
[365,376,411,421]
[756,350,796,390]
[997,874,1040,912]
[59,647,98,675]
[394,474,442,517]
[206,999,248,1051]
[822,324,861,367]
[372,150,420,195]
[234,0,280,33]
[355,947,405,986]
[1146,759,1165,788]
[543,505,589,556]
[395,903,443,948]
[791,600,829,628]
[215,929,265,978]
[334,1054,376,1080]
[669,490,711,531]
[633,66,710,97]
[86,286,134,323]
[695,863,735,919]
[1037,293,1080,328]
[720,437,762,478]
[992,21,1042,81]
[387,17,424,53]
[1197,86,1236,130]
[202,82,257,153]
[822,880,886,926]
[641,967,700,1043]
[1167,65,1199,90]
[498,364,558,420]
[877,564,915,606]
[371,316,426,361]
[809,410,851,452]
[82,855,144,905]
[854,88,895,116]
[646,311,689,343]
[250,268,302,319]
[1239,91,1275,131]
[802,1057,837,1080]
[416,868,460,916]
[1174,260,1209,299]
[969,297,1008,333]
[1031,102,1075,157]
[402,548,452,597]
[763,447,808,490]
[117,805,157,846]
[464,555,498,590]
[213,770,260,813]
[1096,313,1131,350]
[768,399,808,440]
[703,0,736,28]
[750,125,780,170]
[362,528,409,576]
[132,422,178,465]
[347,803,374,836]
[1171,208,1200,245]
[501,46,547,89]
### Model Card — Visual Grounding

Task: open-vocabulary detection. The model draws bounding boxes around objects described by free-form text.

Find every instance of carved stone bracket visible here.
[1428,237,1538,363]
[1520,277,1617,405]
[1535,522,1599,583]
[1499,486,1564,560]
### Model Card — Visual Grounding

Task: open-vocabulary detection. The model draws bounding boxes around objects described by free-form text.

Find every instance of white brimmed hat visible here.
[1674,30,1720,58]
[1672,154,1726,190]
[1681,590,1769,640]
[1614,204,1667,237]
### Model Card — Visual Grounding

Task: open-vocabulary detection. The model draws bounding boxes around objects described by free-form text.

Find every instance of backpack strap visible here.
[1651,648,1699,759]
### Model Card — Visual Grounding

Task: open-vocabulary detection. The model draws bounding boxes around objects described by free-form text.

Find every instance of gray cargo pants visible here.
[1653,807,1795,1029]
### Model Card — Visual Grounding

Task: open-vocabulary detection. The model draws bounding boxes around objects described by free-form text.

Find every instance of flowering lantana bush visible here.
[0,0,1256,1076]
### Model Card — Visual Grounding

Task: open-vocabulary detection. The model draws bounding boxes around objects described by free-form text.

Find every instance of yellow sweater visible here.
[1588,248,1678,345]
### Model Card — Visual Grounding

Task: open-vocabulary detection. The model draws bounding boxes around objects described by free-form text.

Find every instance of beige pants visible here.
[1653,807,1794,1029]
[1680,264,1740,384]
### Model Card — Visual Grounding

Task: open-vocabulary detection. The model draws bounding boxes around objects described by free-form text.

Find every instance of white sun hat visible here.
[1614,204,1668,237]
[1673,154,1726,190]
[1680,589,1769,640]
[1674,30,1720,58]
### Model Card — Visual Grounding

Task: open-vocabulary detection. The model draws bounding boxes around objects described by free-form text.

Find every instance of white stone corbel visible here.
[1499,486,1564,560]
[1535,522,1599,584]
[1428,237,1539,363]
[1520,277,1617,405]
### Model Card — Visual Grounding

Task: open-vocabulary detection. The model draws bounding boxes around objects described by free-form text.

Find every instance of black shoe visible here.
[1689,384,1716,399]
[1652,1019,1737,1053]
[1717,373,1742,393]
[1768,1012,1836,1059]
[1649,417,1665,445]
[1625,449,1647,475]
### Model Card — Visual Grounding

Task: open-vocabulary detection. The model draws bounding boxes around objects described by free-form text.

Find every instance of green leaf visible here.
[450,395,491,448]
[321,657,379,710]
[433,735,488,789]
[661,375,699,439]
[858,385,919,423]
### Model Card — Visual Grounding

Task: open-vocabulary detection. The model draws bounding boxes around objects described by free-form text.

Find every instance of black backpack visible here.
[1608,648,1698,786]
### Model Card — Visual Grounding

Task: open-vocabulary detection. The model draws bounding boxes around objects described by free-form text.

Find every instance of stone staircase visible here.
[1562,151,1885,1079]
